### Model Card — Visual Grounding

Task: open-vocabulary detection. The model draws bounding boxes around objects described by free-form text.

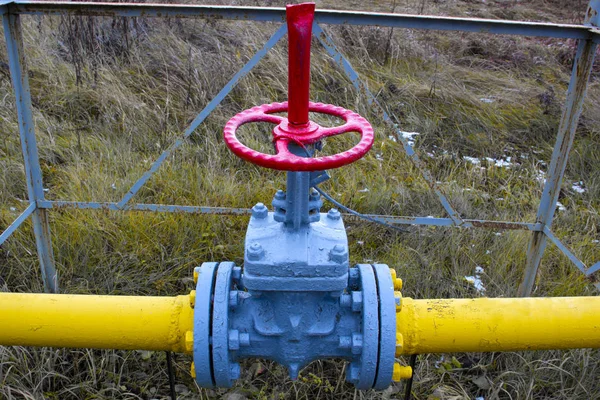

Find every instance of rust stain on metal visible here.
[469,220,527,230]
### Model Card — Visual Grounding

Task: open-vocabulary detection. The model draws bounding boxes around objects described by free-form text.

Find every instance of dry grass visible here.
[1,0,600,399]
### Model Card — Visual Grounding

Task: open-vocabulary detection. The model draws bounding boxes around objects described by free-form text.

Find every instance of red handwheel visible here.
[223,101,374,171]
[223,2,374,171]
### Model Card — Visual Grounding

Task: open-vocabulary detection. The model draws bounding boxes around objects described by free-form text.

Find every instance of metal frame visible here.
[1,0,599,294]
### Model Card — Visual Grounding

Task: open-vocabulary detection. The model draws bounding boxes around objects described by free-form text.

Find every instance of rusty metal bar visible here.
[3,11,58,293]
[37,200,538,231]
[6,1,594,40]
[38,200,252,216]
[518,34,598,296]
[542,226,588,274]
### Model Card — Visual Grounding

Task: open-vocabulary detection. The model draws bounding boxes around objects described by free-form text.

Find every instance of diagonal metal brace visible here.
[313,23,469,227]
[117,24,288,207]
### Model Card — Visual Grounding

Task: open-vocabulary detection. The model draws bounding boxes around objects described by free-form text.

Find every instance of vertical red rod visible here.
[286,2,315,127]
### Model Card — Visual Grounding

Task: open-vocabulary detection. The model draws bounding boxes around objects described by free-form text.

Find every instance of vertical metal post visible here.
[518,4,598,296]
[3,10,58,293]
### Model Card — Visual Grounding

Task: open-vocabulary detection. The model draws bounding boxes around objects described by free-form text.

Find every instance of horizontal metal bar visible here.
[0,203,35,246]
[8,1,592,39]
[38,200,537,231]
[358,214,539,230]
[38,200,252,216]
[542,226,587,274]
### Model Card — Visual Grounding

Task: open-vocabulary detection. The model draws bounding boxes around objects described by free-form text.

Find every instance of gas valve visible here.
[192,3,400,390]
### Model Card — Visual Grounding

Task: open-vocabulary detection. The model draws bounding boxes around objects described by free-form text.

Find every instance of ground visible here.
[1,0,599,399]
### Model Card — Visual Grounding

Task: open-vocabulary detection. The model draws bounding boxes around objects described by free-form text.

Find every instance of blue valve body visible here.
[193,172,396,390]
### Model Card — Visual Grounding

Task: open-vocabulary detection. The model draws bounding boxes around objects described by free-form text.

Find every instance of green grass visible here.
[1,0,600,398]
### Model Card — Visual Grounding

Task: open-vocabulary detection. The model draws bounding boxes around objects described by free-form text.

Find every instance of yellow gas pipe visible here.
[0,292,194,354]
[396,296,600,356]
[1,292,600,364]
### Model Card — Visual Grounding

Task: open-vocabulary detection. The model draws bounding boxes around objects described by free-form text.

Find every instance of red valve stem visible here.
[286,2,315,127]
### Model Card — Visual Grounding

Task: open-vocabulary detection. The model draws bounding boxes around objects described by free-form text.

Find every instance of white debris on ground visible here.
[358,188,370,193]
[536,170,547,184]
[479,97,494,103]
[10,207,16,212]
[463,156,481,165]
[485,156,514,167]
[572,181,586,193]
[400,131,420,146]
[592,239,599,244]
[463,155,516,168]
[556,201,566,211]
[434,355,445,369]
[465,266,486,294]
[388,135,397,142]
[375,153,384,161]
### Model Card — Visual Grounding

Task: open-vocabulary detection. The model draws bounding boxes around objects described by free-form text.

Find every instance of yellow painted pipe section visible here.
[397,297,600,355]
[0,293,194,354]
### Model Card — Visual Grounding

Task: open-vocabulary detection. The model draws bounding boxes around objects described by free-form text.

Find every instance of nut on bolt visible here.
[193,267,201,284]
[327,208,341,221]
[229,291,239,309]
[392,363,412,381]
[395,333,404,355]
[274,189,286,200]
[185,330,193,353]
[351,333,363,355]
[230,363,241,380]
[310,188,320,201]
[229,329,241,351]
[329,244,347,263]
[347,363,360,384]
[247,242,265,261]
[252,202,268,219]
[394,291,402,312]
[189,290,196,308]
[389,268,403,291]
[351,291,363,312]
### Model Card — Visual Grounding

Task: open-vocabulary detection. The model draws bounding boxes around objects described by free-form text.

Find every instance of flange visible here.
[372,263,397,389]
[193,262,218,387]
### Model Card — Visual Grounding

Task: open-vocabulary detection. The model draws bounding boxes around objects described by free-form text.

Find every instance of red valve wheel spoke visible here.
[319,122,363,138]
[274,138,293,156]
[230,103,287,126]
